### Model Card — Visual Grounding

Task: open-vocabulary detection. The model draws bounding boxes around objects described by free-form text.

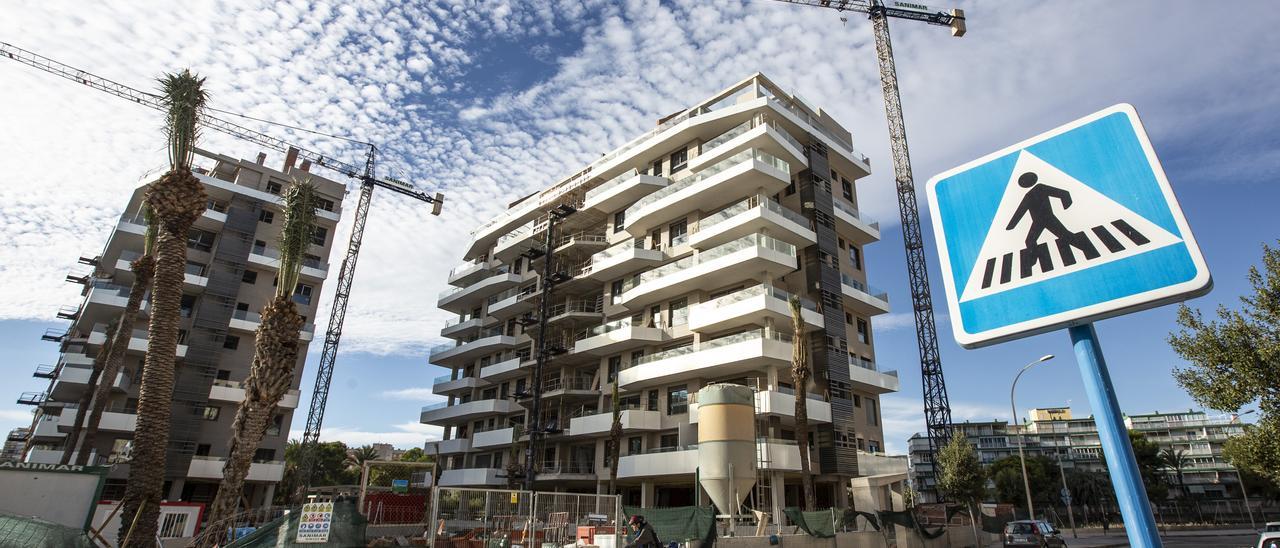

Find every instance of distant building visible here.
[2,428,29,462]
[370,443,405,461]
[908,407,1247,502]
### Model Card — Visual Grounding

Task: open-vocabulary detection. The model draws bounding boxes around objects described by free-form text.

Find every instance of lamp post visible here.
[1011,354,1055,520]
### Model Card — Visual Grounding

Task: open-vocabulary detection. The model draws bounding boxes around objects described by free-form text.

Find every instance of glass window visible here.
[660,433,678,448]
[647,389,658,411]
[222,335,239,350]
[668,219,687,247]
[611,280,624,305]
[608,356,621,383]
[187,229,215,252]
[669,149,687,172]
[649,305,662,328]
[853,394,861,408]
[180,294,197,318]
[868,398,878,426]
[667,385,688,415]
[841,178,853,201]
[242,270,257,284]
[202,406,220,420]
[668,298,688,326]
[650,159,663,177]
[613,210,626,233]
[266,181,282,195]
[628,437,642,455]
[195,444,211,456]
[316,198,335,212]
[856,319,869,344]
[311,226,327,247]
[253,448,275,462]
[850,245,862,270]
[258,210,274,224]
[294,284,314,306]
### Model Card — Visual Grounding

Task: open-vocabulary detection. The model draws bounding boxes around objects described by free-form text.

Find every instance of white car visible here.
[1258,530,1280,548]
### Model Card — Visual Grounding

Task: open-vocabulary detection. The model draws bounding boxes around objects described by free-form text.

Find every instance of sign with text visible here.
[295,501,333,543]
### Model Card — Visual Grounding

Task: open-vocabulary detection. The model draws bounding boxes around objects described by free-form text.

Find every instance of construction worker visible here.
[625,515,661,548]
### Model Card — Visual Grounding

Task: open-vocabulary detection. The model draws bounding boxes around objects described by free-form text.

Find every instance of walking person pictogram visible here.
[1006,171,1099,277]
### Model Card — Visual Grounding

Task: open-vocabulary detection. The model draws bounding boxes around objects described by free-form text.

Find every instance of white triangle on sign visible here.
[959,150,1182,302]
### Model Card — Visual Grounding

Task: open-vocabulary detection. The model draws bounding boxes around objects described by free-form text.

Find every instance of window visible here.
[223,336,240,350]
[202,406,220,420]
[660,433,678,448]
[647,390,658,411]
[669,148,687,172]
[668,218,687,247]
[650,158,663,177]
[850,245,862,270]
[608,356,621,383]
[648,305,662,328]
[180,294,196,318]
[784,180,796,196]
[628,436,643,455]
[242,270,257,284]
[266,181,282,195]
[845,312,853,325]
[294,283,314,306]
[215,369,230,380]
[316,197,335,212]
[253,448,276,462]
[853,394,861,408]
[236,302,250,312]
[868,398,879,426]
[668,298,688,326]
[613,210,626,233]
[267,415,283,436]
[311,226,327,247]
[258,210,274,224]
[667,385,688,415]
[631,350,645,369]
[604,440,615,467]
[610,280,624,305]
[649,229,662,250]
[856,319,869,345]
[195,444,211,456]
[187,229,215,252]
[842,178,853,201]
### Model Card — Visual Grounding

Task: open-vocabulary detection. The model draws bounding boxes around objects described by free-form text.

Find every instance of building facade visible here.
[422,73,900,515]
[15,147,344,507]
[2,428,28,462]
[908,407,1249,502]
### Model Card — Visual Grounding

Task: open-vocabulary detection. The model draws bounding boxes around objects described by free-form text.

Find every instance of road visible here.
[1049,528,1259,548]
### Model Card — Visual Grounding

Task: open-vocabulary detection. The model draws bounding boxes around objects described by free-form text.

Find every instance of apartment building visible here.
[422,73,900,513]
[908,407,1248,502]
[15,147,344,507]
[2,428,28,462]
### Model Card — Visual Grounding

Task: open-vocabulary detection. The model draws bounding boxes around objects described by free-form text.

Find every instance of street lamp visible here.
[1011,354,1055,520]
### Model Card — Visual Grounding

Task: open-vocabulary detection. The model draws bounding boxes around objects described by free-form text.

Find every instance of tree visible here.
[788,296,816,511]
[119,69,209,547]
[1168,241,1280,484]
[201,181,319,546]
[399,447,433,463]
[75,205,157,466]
[1160,448,1190,498]
[608,376,622,494]
[280,439,355,496]
[1128,431,1169,502]
[62,319,117,463]
[990,455,1056,507]
[348,445,381,469]
[936,435,985,547]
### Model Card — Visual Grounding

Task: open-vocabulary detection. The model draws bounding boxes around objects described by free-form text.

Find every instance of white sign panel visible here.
[295,501,333,543]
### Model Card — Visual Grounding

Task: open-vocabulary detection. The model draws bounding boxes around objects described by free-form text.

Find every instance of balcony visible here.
[486,285,538,319]
[187,456,285,482]
[587,240,665,281]
[420,399,524,425]
[538,461,597,481]
[692,389,831,425]
[583,169,670,212]
[437,269,522,313]
[432,374,490,396]
[248,245,328,281]
[31,413,63,438]
[51,365,129,401]
[439,468,505,487]
[429,329,521,367]
[472,427,515,449]
[229,310,315,341]
[689,114,807,173]
[479,356,527,381]
[618,328,792,390]
[492,220,543,262]
[88,324,188,358]
[689,195,815,250]
[441,315,495,340]
[832,200,881,244]
[447,258,495,287]
[208,380,302,408]
[688,284,823,334]
[839,274,890,316]
[86,281,135,310]
[624,149,793,237]
[848,358,900,394]
[573,318,670,356]
[617,447,698,479]
[425,437,472,456]
[620,233,798,310]
[541,376,599,398]
[569,408,662,436]
[58,407,136,433]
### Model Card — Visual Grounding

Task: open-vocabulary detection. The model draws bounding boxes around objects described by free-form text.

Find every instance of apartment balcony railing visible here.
[635,328,790,367]
[839,273,891,316]
[620,233,797,309]
[542,376,596,393]
[17,391,48,405]
[540,461,595,475]
[625,148,791,228]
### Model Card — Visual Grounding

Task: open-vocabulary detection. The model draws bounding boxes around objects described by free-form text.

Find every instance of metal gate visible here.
[428,488,622,548]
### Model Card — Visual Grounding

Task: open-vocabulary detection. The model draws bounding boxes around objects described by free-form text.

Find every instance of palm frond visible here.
[158,69,208,171]
[274,179,320,299]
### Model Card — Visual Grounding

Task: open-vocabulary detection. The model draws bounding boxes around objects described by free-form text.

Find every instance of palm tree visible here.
[199,181,319,546]
[61,319,116,464]
[1160,447,1190,498]
[119,70,209,547]
[608,378,622,494]
[72,206,158,466]
[348,445,381,469]
[789,296,816,511]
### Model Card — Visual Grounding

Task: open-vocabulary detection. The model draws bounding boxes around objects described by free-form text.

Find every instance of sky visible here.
[0,0,1277,454]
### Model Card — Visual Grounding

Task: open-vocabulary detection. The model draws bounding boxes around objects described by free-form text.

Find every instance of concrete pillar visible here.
[263,483,277,507]
[771,473,786,527]
[641,481,654,508]
[167,479,185,501]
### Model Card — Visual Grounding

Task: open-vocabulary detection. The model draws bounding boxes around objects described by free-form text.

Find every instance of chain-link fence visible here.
[429,488,622,548]
[359,460,437,541]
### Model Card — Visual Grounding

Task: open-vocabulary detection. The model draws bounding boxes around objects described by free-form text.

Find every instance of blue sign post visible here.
[927,104,1211,548]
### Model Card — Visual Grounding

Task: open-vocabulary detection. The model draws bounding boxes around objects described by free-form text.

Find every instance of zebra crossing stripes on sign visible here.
[926,104,1211,348]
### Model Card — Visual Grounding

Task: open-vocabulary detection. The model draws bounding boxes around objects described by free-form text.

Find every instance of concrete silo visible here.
[696,383,756,516]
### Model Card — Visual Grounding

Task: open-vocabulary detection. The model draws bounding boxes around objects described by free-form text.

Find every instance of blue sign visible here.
[926,104,1210,348]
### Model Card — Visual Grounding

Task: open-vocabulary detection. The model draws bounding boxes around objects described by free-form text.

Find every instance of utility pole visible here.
[768,0,966,485]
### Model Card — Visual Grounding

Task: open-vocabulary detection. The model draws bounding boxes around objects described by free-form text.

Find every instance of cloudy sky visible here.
[1,0,1277,452]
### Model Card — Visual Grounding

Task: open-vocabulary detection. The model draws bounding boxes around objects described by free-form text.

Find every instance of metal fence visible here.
[429,488,622,548]
[359,460,437,541]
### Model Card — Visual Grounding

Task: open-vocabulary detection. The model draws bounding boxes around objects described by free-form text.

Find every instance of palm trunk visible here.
[790,298,816,511]
[608,380,622,495]
[200,296,303,548]
[62,333,114,464]
[77,256,154,466]
[119,170,205,547]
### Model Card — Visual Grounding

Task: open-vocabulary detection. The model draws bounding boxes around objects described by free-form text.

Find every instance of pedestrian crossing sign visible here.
[926,104,1211,348]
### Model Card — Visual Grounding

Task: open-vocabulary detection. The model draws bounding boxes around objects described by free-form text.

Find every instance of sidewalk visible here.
[982,527,1258,547]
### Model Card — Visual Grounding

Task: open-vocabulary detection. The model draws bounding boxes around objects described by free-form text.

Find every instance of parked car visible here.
[1258,530,1280,548]
[1265,522,1280,533]
[1003,520,1068,547]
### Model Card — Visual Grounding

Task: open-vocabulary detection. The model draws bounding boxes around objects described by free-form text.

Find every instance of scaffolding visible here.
[428,488,622,548]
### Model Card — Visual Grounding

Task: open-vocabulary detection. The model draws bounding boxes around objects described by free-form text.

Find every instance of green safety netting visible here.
[782,508,839,538]
[0,512,96,548]
[623,505,716,546]
[226,500,367,547]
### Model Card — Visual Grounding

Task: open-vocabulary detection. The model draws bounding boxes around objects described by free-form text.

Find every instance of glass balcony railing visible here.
[549,300,601,318]
[626,149,791,220]
[433,374,455,384]
[232,309,262,323]
[585,168,640,202]
[839,273,889,301]
[593,239,646,263]
[702,114,804,158]
[576,317,633,341]
[634,328,791,366]
[448,259,488,279]
[623,233,797,292]
[695,194,811,235]
[702,283,818,312]
[497,221,535,247]
[439,265,512,299]
[848,355,878,372]
[421,401,449,412]
[832,199,880,230]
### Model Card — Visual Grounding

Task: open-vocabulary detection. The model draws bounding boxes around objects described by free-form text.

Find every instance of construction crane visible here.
[1,41,444,490]
[768,0,965,482]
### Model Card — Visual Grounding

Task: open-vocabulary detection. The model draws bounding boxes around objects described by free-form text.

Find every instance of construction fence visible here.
[429,488,622,548]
